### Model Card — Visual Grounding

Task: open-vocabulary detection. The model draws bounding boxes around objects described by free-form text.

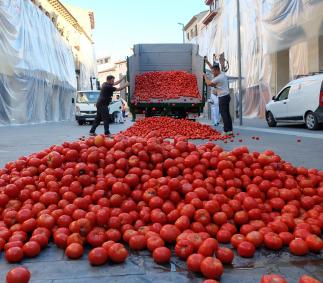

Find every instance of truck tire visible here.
[266,111,277,127]
[78,120,85,126]
[305,112,319,130]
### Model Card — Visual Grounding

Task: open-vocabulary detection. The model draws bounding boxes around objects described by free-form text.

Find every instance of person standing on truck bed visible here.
[89,75,129,136]
[204,62,233,136]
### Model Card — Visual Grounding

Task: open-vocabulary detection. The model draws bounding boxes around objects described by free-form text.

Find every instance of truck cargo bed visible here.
[127,44,206,120]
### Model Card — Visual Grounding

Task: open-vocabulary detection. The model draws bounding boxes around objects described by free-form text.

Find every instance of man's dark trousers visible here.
[219,95,233,132]
[90,105,110,135]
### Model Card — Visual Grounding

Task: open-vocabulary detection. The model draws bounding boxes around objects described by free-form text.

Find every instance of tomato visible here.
[5,247,24,263]
[237,241,255,258]
[305,234,323,253]
[6,267,31,283]
[200,257,224,279]
[23,241,41,258]
[152,247,171,263]
[147,236,164,252]
[230,234,246,249]
[187,253,205,272]
[246,231,263,248]
[198,238,219,257]
[160,224,180,243]
[108,243,128,263]
[261,274,287,283]
[299,275,321,283]
[264,233,283,250]
[289,238,309,256]
[203,280,219,283]
[65,243,84,259]
[215,247,234,264]
[129,234,147,250]
[216,229,231,244]
[88,247,108,266]
[175,239,195,259]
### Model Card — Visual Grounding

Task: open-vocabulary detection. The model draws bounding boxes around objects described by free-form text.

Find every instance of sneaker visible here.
[89,132,97,136]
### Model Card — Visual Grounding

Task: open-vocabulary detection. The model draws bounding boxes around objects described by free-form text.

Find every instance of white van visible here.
[265,74,323,130]
[73,90,123,125]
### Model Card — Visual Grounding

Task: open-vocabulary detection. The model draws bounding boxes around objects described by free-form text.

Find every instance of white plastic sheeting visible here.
[0,0,77,125]
[190,0,323,118]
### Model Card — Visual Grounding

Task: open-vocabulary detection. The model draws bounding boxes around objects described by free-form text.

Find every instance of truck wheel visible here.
[305,112,319,130]
[78,120,85,126]
[266,111,276,127]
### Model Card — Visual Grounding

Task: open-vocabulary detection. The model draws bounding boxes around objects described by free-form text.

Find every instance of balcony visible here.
[205,0,213,5]
[203,10,218,25]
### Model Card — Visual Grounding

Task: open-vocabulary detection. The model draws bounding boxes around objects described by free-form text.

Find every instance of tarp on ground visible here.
[189,0,323,118]
[0,0,77,125]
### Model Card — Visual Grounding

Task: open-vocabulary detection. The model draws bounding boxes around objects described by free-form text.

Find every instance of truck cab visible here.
[74,90,122,125]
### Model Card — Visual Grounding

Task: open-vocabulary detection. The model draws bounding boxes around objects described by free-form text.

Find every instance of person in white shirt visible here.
[204,62,233,135]
[115,95,124,124]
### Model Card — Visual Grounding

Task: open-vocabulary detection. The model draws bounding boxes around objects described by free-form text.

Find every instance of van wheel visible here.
[305,112,319,130]
[266,111,276,127]
[78,120,85,126]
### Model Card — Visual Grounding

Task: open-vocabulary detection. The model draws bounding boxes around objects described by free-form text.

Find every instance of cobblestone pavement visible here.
[0,119,322,282]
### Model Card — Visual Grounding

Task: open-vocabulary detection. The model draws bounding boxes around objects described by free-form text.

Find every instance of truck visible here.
[73,90,123,125]
[127,44,207,121]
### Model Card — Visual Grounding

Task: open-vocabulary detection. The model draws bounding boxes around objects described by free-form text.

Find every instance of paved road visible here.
[0,118,322,283]
[1,119,323,169]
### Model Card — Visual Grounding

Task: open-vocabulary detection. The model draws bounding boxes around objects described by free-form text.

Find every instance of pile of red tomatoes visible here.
[134,71,200,101]
[0,134,322,282]
[119,117,228,140]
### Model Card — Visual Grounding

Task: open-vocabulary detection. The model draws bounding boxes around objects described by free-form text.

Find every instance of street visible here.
[1,119,323,170]
[0,119,322,282]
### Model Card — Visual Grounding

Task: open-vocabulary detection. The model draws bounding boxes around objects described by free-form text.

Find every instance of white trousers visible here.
[211,103,220,125]
[115,111,123,123]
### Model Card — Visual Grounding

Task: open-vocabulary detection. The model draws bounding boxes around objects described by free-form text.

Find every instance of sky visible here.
[62,0,206,61]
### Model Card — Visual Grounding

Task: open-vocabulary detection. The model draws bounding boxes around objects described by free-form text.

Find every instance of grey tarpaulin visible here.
[189,0,323,118]
[0,0,77,125]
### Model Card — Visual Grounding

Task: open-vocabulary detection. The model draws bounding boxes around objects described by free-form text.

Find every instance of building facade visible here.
[32,0,97,90]
[186,0,323,118]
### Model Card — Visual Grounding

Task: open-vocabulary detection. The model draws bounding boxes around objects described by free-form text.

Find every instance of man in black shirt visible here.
[89,75,129,136]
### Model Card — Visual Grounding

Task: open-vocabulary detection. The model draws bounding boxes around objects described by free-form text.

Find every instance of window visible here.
[195,25,198,37]
[105,58,109,63]
[277,87,290,101]
[210,0,218,12]
[190,29,194,38]
[187,33,190,40]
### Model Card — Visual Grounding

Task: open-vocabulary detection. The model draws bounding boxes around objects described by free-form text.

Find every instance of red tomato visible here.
[198,238,219,257]
[215,247,234,264]
[129,234,147,251]
[147,236,164,252]
[175,239,195,259]
[6,267,31,283]
[200,257,224,279]
[88,247,109,266]
[187,253,205,272]
[246,231,264,248]
[264,233,283,250]
[5,247,24,263]
[23,241,41,258]
[65,243,84,259]
[261,274,287,283]
[160,224,180,243]
[237,241,255,258]
[305,234,323,253]
[108,243,128,263]
[289,238,309,256]
[299,275,321,283]
[152,247,171,263]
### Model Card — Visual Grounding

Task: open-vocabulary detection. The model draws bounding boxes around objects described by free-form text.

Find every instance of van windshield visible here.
[77,92,100,103]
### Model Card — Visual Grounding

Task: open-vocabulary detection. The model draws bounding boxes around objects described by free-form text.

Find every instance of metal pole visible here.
[236,0,243,125]
[182,28,185,44]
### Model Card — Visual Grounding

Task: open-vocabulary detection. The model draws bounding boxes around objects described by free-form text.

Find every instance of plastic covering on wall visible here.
[261,0,323,54]
[190,0,323,118]
[78,34,97,90]
[0,0,77,125]
[289,42,309,80]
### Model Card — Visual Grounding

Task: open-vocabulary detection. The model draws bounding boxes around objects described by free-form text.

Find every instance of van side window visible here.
[277,87,291,101]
